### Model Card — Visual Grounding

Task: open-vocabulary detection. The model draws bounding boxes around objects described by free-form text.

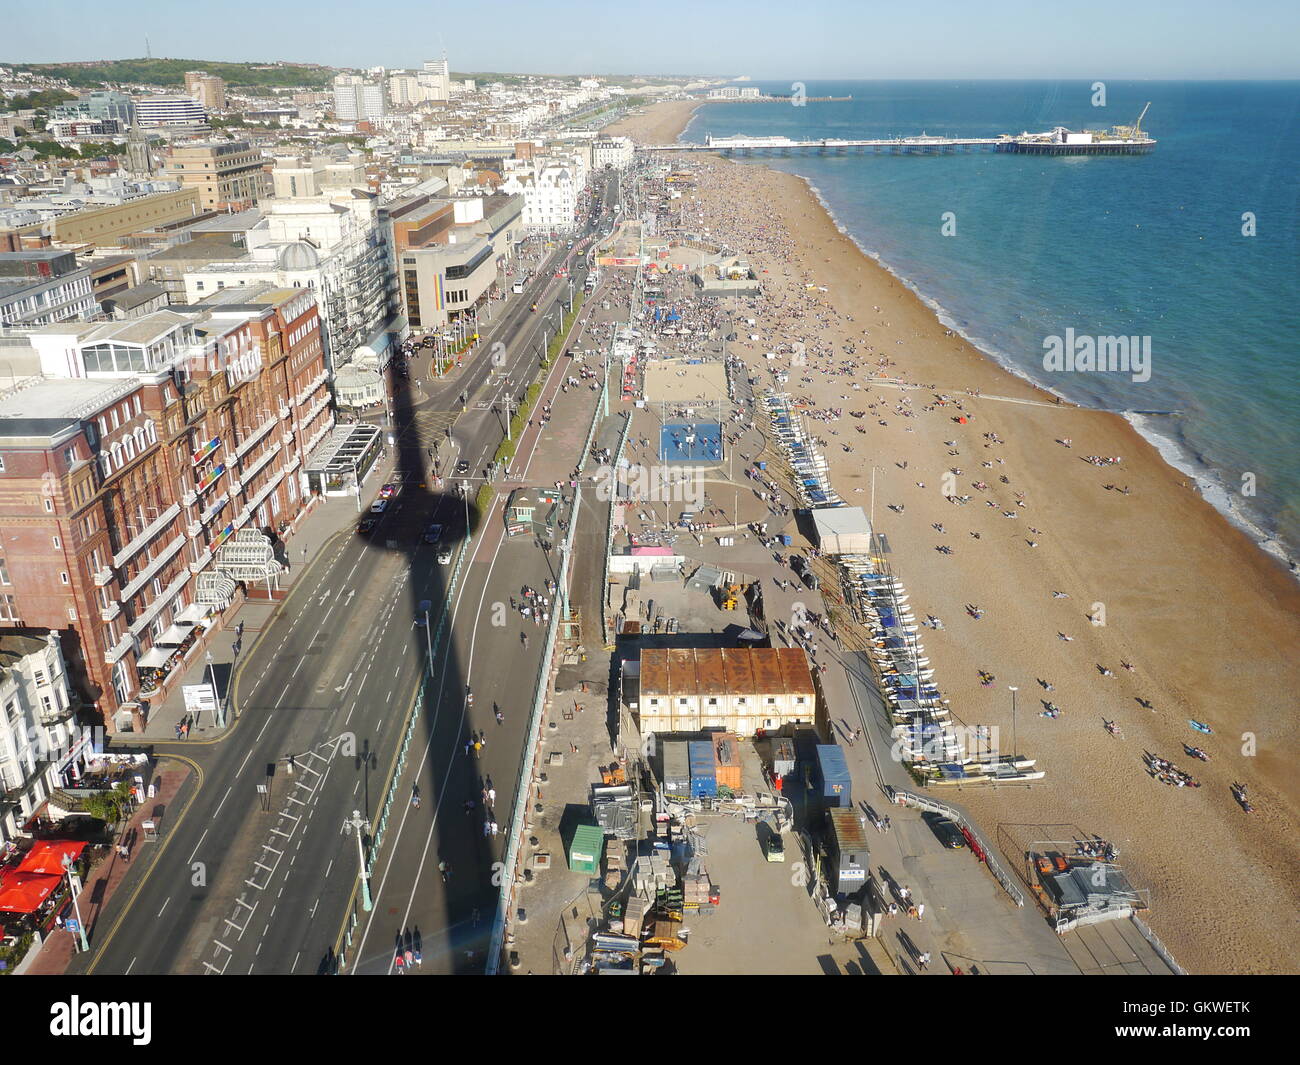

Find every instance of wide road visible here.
[85,182,621,975]
[345,274,616,974]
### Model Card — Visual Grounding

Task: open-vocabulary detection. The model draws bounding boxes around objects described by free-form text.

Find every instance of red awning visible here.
[0,872,62,914]
[16,839,87,876]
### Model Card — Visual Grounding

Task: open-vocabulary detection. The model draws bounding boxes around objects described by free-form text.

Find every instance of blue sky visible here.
[5,0,1299,78]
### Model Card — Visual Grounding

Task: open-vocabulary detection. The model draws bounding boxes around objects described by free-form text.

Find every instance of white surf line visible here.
[352,510,509,972]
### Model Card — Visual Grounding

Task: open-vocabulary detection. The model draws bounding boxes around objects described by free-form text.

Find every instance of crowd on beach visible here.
[604,151,1280,850]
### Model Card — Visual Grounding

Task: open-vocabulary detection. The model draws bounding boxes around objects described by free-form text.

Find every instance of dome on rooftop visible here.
[276,241,320,271]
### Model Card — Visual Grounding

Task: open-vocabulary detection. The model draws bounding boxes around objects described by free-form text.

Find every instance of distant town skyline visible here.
[5,0,1300,80]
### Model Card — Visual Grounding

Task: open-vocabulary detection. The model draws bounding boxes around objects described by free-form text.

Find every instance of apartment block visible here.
[0,290,331,733]
[161,141,270,212]
[184,72,227,111]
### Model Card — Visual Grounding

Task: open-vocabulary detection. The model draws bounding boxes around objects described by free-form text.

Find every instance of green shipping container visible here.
[568,824,605,873]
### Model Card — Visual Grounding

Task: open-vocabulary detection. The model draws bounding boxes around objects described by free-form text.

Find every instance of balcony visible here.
[118,534,185,602]
[39,705,75,727]
[239,442,281,485]
[99,601,121,622]
[182,490,197,507]
[234,417,276,461]
[187,521,202,538]
[105,633,134,665]
[111,502,182,569]
[93,566,114,587]
[279,405,291,420]
[282,431,294,446]
[200,491,229,527]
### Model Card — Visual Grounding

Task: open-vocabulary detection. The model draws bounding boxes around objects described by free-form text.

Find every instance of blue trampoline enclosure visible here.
[660,422,724,463]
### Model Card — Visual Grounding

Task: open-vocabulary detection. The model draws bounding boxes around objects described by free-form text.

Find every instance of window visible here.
[648,698,659,707]
[152,577,162,597]
[67,606,77,621]
[795,696,807,705]
[33,669,46,686]
[52,536,60,549]
[134,395,142,415]
[44,497,54,512]
[0,595,17,621]
[0,456,5,472]
[60,572,69,585]
[0,558,8,585]
[678,697,688,706]
[707,697,719,706]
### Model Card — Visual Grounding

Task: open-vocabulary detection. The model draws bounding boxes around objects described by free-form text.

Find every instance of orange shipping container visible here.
[712,732,743,791]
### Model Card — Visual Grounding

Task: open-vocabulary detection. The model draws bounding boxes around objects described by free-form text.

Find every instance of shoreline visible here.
[607,101,1300,974]
[792,172,1298,576]
[610,100,1297,575]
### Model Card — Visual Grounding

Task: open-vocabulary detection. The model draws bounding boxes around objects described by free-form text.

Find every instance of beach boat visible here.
[1189,720,1213,735]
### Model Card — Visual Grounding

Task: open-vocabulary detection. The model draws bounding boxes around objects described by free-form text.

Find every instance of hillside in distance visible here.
[7,58,338,90]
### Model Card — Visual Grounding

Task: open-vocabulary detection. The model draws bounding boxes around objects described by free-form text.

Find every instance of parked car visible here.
[423,522,444,545]
[764,833,786,863]
[928,815,967,849]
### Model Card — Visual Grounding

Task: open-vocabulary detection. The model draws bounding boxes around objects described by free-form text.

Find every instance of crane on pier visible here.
[1115,102,1151,141]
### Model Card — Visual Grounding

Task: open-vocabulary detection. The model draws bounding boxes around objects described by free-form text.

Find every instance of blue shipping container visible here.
[688,741,717,798]
[814,744,852,807]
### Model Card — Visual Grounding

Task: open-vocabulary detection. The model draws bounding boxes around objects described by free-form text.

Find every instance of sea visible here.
[677,81,1300,567]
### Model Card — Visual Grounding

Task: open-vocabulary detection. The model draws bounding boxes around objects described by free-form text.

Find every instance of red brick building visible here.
[0,286,331,731]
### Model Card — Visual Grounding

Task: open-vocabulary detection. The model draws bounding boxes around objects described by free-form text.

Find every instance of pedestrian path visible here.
[26,759,194,975]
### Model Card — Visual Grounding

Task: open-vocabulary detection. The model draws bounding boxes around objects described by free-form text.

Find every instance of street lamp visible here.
[343,810,372,911]
[460,480,472,545]
[1007,686,1018,759]
[61,852,90,953]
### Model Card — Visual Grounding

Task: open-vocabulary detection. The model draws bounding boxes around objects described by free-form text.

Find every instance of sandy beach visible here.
[606,101,1300,974]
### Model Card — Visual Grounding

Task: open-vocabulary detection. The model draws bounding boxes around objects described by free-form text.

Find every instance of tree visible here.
[79,781,133,827]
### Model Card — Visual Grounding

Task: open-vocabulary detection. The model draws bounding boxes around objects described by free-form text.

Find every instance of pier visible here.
[641,132,1153,156]
[640,107,1155,157]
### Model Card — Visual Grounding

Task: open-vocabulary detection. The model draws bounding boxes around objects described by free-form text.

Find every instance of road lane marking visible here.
[187,829,209,865]
[156,898,170,919]
[214,786,233,817]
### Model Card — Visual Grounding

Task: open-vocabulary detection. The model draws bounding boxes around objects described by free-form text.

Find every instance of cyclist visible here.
[411,785,421,810]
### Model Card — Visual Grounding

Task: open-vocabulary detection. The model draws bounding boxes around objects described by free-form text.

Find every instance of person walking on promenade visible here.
[918,951,930,970]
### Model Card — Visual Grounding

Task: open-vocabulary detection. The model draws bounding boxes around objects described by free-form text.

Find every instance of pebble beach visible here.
[605,100,1300,974]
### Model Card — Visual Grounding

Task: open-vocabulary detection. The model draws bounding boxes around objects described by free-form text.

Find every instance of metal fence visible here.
[1130,913,1188,975]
